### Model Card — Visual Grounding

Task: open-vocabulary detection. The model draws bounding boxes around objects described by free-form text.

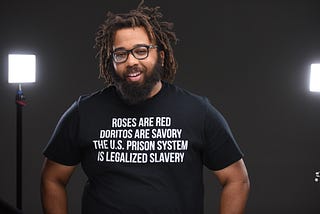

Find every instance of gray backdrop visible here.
[1,0,320,213]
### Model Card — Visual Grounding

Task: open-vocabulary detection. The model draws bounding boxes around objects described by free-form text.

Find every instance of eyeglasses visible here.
[112,45,158,63]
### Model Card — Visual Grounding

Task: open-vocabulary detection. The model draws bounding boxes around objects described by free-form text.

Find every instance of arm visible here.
[40,158,77,214]
[214,158,250,214]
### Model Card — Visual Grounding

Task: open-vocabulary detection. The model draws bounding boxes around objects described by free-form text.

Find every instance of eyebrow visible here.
[113,43,150,52]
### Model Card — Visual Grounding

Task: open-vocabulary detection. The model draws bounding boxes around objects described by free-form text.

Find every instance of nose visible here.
[125,52,139,66]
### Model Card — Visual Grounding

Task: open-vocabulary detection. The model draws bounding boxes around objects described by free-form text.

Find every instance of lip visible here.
[126,71,142,82]
[127,71,141,77]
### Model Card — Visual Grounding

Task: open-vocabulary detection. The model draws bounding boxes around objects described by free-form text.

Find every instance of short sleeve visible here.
[43,101,81,166]
[202,98,243,170]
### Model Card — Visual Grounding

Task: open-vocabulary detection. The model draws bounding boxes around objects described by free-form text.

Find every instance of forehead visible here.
[113,27,152,49]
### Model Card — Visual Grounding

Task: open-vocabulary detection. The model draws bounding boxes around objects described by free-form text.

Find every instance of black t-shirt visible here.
[43,81,243,214]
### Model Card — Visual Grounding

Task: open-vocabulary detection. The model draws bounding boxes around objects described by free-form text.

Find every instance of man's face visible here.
[111,27,164,104]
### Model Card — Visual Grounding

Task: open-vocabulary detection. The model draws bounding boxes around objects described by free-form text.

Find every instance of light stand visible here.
[8,54,36,211]
[15,84,26,210]
[309,64,320,185]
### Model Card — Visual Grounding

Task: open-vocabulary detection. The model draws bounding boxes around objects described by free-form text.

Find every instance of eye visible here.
[114,51,127,59]
[133,47,148,56]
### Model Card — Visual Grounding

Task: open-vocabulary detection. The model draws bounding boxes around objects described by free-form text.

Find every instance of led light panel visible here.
[8,54,36,83]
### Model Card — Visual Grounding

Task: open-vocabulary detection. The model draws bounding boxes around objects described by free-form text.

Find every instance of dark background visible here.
[1,0,320,213]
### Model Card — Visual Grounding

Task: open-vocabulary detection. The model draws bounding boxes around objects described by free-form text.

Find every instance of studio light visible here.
[8,54,36,83]
[310,63,320,92]
[8,53,36,211]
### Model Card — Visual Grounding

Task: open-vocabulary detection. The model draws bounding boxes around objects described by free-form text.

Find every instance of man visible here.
[41,2,250,214]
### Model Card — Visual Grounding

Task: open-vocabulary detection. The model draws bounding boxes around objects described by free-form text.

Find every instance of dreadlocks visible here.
[94,1,178,86]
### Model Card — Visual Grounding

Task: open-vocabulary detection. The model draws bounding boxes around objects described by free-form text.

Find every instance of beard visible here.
[110,59,163,105]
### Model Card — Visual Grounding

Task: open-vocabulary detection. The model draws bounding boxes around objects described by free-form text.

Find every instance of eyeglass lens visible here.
[113,46,150,63]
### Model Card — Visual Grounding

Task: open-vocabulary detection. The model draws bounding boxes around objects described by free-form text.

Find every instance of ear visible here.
[159,50,165,66]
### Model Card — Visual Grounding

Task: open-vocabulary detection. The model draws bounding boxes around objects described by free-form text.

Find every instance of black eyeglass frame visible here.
[111,44,158,63]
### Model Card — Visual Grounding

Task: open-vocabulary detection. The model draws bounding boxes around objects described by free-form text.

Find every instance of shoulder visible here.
[61,86,117,115]
[70,86,121,116]
[165,82,227,122]
[77,86,116,104]
[164,82,212,108]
